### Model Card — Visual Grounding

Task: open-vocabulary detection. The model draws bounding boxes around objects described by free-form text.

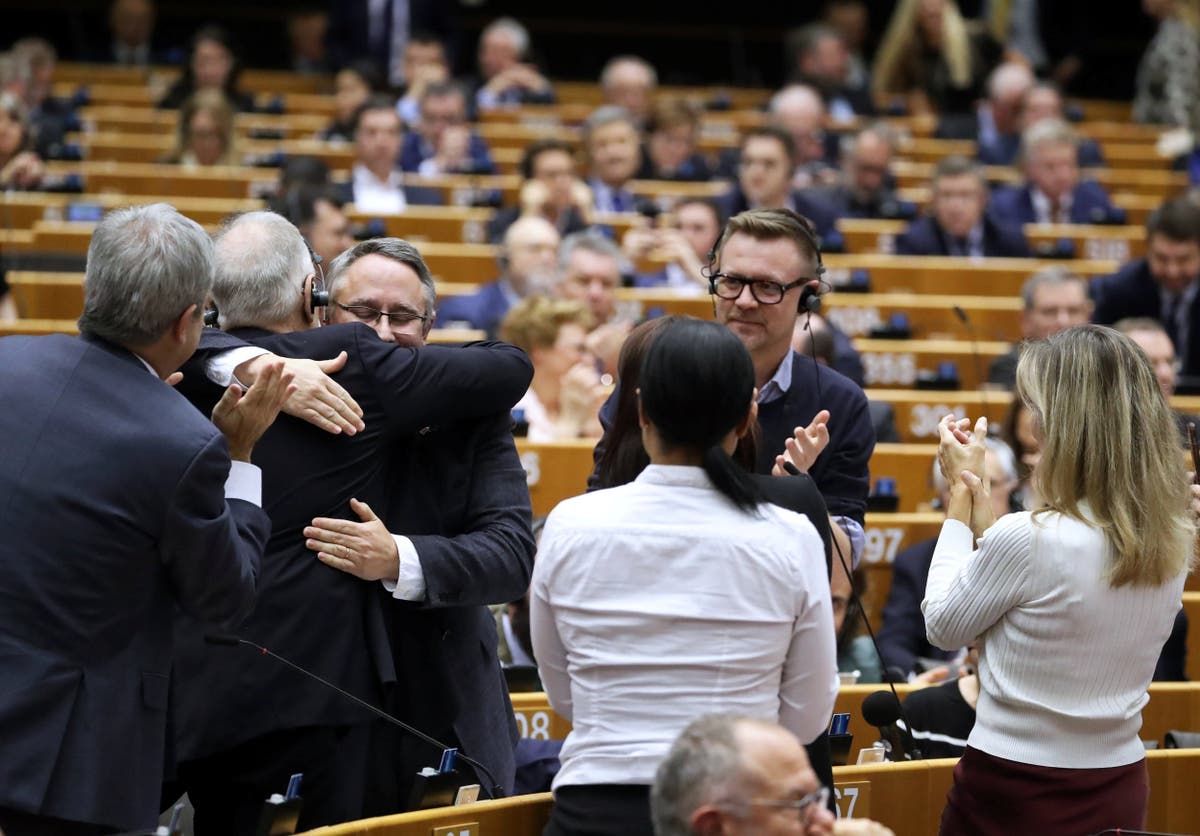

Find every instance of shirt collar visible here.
[1031,187,1072,221]
[634,464,716,489]
[757,351,794,404]
[353,163,404,190]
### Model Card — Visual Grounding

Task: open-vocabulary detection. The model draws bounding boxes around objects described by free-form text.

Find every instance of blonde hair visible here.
[1015,325,1195,587]
[872,0,974,96]
[166,89,237,165]
[499,296,593,354]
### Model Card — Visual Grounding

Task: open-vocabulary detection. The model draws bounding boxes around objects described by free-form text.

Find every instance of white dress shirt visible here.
[924,510,1187,768]
[531,464,837,789]
[352,163,409,215]
[1031,187,1072,224]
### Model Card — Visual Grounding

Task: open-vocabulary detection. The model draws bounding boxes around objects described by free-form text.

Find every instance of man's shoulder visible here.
[789,353,868,408]
[1095,258,1151,292]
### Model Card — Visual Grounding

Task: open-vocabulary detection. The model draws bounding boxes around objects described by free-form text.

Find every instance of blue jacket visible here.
[398,131,496,175]
[436,279,514,338]
[1091,257,1200,377]
[894,215,1032,258]
[977,133,1107,167]
[989,180,1122,227]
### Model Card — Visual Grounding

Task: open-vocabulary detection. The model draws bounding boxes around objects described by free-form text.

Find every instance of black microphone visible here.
[862,690,922,761]
[1089,830,1183,835]
[203,634,504,801]
[953,304,992,422]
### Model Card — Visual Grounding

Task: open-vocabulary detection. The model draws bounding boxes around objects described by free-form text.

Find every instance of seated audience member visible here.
[876,438,1019,680]
[600,55,658,126]
[1002,396,1040,511]
[979,81,1105,167]
[97,0,159,67]
[1091,197,1200,378]
[275,183,355,267]
[791,310,867,390]
[554,232,628,376]
[1115,317,1200,440]
[321,60,382,142]
[626,197,721,295]
[894,156,1031,257]
[439,216,561,336]
[339,96,443,213]
[825,0,872,88]
[7,38,74,159]
[488,138,592,243]
[988,267,1092,387]
[287,9,328,74]
[834,562,882,682]
[871,0,988,116]
[716,127,840,238]
[899,645,979,758]
[989,119,1121,227]
[162,89,237,167]
[276,154,331,194]
[473,17,555,110]
[636,99,712,182]
[790,23,875,120]
[399,82,495,175]
[813,124,916,221]
[1133,0,1200,132]
[768,84,839,189]
[936,60,1032,144]
[395,33,452,125]
[500,297,605,441]
[158,25,254,111]
[0,91,45,190]
[584,106,651,214]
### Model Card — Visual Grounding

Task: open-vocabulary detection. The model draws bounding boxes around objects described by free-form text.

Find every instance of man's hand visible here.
[304,498,399,582]
[211,360,296,461]
[236,351,364,436]
[832,819,895,835]
[772,410,831,476]
[434,125,471,173]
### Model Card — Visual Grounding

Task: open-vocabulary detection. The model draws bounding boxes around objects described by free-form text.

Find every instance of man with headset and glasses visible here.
[169,212,533,834]
[306,236,537,815]
[651,714,894,836]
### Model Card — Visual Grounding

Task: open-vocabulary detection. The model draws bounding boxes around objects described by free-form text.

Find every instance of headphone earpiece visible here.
[203,307,220,328]
[798,284,821,315]
[311,286,330,311]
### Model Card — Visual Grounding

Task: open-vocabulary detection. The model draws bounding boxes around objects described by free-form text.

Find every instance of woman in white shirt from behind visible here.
[925,324,1194,836]
[530,318,836,836]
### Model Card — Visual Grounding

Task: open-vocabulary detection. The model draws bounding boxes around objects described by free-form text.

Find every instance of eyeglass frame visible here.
[709,271,815,305]
[333,301,431,328]
[744,785,831,819]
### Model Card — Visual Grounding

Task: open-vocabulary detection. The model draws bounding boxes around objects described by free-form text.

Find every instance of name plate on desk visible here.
[433,823,479,836]
[833,781,871,818]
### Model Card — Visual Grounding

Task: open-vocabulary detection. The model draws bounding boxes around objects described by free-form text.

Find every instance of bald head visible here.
[601,55,657,121]
[503,215,560,295]
[769,84,826,165]
[988,62,1035,133]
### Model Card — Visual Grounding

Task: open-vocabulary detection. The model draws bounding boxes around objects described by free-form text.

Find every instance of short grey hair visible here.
[651,715,760,836]
[1020,266,1086,311]
[212,210,312,329]
[600,55,658,89]
[841,121,896,157]
[558,229,623,273]
[79,203,212,345]
[987,61,1034,102]
[931,435,1018,495]
[326,237,437,318]
[1020,117,1079,161]
[582,105,637,145]
[482,17,530,57]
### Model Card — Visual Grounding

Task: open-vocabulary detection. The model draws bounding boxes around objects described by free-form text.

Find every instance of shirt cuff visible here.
[381,534,426,601]
[206,346,270,387]
[224,460,262,506]
[832,515,866,569]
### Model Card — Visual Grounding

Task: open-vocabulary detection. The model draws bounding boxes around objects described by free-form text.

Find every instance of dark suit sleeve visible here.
[159,433,269,626]
[1153,608,1188,681]
[813,378,874,525]
[364,333,532,432]
[406,413,536,607]
[876,548,929,676]
[1089,275,1123,325]
[586,386,619,492]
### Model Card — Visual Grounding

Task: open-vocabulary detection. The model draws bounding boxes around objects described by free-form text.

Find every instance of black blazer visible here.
[1091,258,1200,377]
[0,334,268,833]
[380,410,535,795]
[172,325,532,762]
[894,215,1032,258]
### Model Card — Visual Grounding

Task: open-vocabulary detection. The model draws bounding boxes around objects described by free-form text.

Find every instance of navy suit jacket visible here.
[894,215,1032,258]
[173,325,532,761]
[989,180,1121,227]
[336,178,445,208]
[977,133,1106,167]
[1091,258,1200,376]
[0,334,268,832]
[813,184,917,222]
[399,132,496,175]
[380,410,535,795]
[436,280,514,338]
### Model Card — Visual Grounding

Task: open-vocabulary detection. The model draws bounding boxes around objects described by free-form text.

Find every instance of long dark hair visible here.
[639,318,764,511]
[173,26,244,102]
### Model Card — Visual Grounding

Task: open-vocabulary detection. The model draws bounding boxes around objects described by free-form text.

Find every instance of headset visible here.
[304,236,330,312]
[703,208,825,315]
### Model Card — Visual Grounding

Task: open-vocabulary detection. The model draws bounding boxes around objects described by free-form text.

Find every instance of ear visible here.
[689,805,729,836]
[172,303,199,343]
[422,310,436,339]
[636,387,647,429]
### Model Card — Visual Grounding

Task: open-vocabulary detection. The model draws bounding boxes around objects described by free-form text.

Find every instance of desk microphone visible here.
[861,690,922,761]
[203,634,504,801]
[953,305,992,423]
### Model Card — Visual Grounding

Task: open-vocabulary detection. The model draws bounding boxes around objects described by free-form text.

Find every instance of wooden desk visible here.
[826,293,1023,344]
[45,160,279,199]
[822,254,1118,297]
[853,338,1008,389]
[0,191,264,230]
[1184,593,1200,688]
[513,439,595,516]
[298,792,553,835]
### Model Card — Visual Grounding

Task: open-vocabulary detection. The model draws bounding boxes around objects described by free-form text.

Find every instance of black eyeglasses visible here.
[747,786,830,819]
[710,272,813,305]
[335,302,429,327]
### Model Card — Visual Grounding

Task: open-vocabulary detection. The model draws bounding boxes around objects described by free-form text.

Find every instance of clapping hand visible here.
[773,410,831,476]
[938,414,994,538]
[211,360,296,462]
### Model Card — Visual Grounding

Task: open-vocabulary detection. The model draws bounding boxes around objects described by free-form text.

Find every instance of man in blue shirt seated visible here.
[989,119,1121,227]
[398,82,495,175]
[809,124,917,222]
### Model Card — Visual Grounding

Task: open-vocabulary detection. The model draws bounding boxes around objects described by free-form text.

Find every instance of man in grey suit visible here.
[0,204,289,836]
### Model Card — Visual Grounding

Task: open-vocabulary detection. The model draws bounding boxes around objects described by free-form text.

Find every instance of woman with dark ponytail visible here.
[531,318,837,836]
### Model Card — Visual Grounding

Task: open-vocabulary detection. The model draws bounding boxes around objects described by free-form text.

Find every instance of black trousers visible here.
[174,723,369,836]
[0,807,116,836]
[543,784,653,836]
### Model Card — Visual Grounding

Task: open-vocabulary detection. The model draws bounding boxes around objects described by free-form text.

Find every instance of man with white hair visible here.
[600,55,657,125]
[170,212,533,834]
[768,84,838,189]
[937,60,1033,146]
[474,16,554,110]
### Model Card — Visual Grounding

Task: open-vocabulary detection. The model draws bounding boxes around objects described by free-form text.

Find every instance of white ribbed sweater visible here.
[923,512,1186,768]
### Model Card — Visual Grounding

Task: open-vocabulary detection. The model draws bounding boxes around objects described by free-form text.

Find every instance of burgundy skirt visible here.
[939,746,1149,836]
